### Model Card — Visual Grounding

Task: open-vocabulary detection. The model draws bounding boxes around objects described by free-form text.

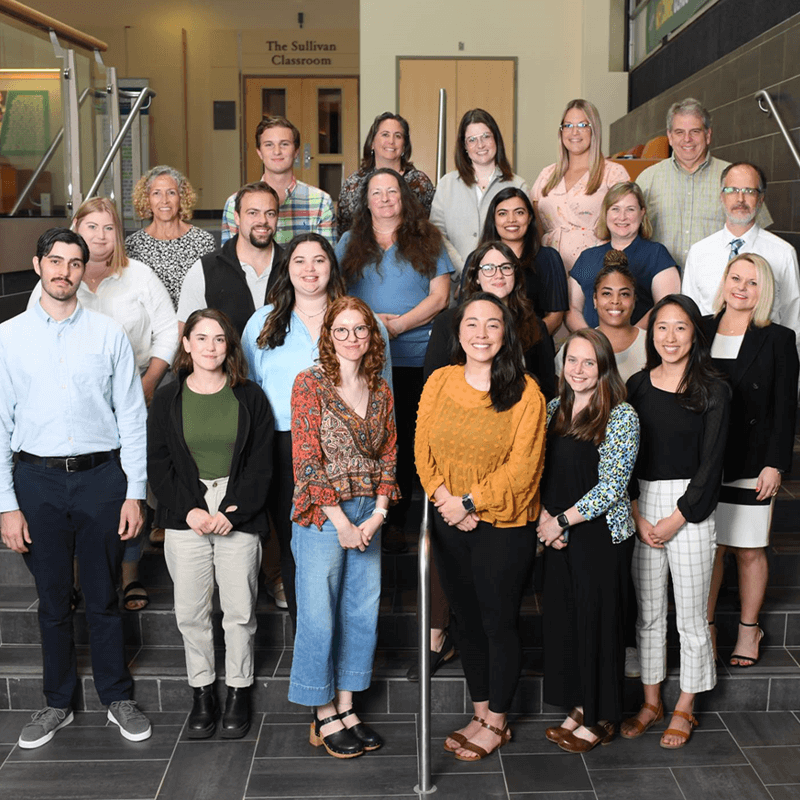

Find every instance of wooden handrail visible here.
[0,0,107,52]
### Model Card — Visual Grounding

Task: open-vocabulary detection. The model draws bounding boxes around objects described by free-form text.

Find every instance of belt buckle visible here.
[65,456,80,473]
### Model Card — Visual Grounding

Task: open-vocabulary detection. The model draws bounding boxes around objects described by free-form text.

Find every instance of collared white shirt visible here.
[683,223,800,356]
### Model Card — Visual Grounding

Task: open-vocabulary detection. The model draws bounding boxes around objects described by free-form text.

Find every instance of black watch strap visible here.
[557,513,569,529]
[462,494,476,514]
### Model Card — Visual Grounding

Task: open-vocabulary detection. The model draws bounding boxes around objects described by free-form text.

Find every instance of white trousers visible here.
[164,477,262,688]
[632,479,717,694]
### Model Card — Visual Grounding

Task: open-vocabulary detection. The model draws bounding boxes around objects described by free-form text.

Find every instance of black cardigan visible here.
[147,376,275,533]
[701,315,798,481]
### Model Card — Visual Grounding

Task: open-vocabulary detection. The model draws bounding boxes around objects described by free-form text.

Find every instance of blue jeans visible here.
[288,496,381,707]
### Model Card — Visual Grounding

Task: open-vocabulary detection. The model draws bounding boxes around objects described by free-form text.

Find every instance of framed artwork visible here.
[0,89,50,156]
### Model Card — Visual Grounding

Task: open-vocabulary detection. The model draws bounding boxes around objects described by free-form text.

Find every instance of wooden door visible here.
[398,58,516,182]
[243,76,359,202]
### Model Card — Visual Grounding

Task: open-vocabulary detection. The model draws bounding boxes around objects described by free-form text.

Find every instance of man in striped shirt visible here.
[221,115,336,246]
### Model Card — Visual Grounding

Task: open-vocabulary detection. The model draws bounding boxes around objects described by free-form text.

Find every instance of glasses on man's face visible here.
[332,325,371,341]
[721,186,761,196]
[478,263,515,277]
[465,131,494,147]
[560,122,591,131]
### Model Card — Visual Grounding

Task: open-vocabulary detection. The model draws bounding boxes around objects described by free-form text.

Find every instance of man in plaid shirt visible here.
[221,115,336,246]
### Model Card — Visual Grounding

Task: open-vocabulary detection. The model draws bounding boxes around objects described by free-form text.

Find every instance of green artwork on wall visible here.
[0,90,51,156]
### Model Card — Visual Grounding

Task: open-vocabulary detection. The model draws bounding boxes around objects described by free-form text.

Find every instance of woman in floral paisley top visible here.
[537,328,639,754]
[288,296,398,760]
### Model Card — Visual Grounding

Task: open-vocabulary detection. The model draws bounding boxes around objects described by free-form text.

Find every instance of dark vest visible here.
[200,237,282,335]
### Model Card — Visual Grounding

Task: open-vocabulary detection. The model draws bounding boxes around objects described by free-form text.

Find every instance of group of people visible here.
[1,96,797,765]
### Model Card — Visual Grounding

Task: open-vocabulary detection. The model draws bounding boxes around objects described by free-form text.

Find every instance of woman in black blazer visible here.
[704,253,798,668]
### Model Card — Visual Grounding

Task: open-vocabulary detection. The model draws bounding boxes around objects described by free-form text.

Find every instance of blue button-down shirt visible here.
[0,301,147,510]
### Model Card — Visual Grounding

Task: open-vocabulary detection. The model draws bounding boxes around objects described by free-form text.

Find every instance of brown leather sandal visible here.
[620,700,664,739]
[545,707,584,742]
[558,720,615,753]
[659,709,698,749]
[454,721,511,762]
[443,715,485,752]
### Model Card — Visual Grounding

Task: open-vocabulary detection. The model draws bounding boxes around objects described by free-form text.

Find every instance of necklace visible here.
[337,381,366,411]
[295,303,327,319]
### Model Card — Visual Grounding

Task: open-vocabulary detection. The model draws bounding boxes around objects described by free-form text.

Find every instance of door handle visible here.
[304,143,314,169]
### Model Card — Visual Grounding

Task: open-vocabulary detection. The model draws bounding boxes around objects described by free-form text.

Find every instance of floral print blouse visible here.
[290,366,400,529]
[546,398,639,543]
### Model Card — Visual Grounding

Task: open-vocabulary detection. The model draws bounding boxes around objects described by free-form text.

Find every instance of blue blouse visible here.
[546,398,640,543]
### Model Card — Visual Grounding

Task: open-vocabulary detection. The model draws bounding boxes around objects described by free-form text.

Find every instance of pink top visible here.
[530,160,630,272]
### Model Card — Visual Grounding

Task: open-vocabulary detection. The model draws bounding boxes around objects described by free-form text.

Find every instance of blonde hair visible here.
[71,197,128,274]
[543,99,605,197]
[595,182,653,241]
[132,165,197,221]
[712,253,774,327]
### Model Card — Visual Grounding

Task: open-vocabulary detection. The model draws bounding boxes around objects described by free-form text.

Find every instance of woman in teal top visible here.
[148,309,274,742]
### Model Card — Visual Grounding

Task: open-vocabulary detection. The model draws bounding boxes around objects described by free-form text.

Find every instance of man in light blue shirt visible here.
[0,228,151,750]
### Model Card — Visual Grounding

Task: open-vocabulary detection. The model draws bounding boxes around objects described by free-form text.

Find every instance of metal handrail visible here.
[0,0,107,51]
[8,85,91,216]
[755,89,800,174]
[414,500,436,795]
[84,87,156,201]
[436,89,447,184]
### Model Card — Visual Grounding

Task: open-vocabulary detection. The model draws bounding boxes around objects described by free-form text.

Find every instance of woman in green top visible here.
[148,309,274,741]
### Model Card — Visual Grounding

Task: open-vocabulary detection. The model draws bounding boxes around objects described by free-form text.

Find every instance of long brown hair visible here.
[542,99,605,197]
[317,296,386,390]
[462,241,540,351]
[174,308,249,387]
[360,112,414,172]
[257,233,346,350]
[551,329,626,445]
[454,108,513,186]
[340,168,443,282]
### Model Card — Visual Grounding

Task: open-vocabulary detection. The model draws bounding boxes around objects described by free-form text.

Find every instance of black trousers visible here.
[388,366,424,528]
[431,514,536,713]
[18,458,132,709]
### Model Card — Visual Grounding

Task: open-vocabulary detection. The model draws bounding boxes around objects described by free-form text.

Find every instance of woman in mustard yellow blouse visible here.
[415,292,546,762]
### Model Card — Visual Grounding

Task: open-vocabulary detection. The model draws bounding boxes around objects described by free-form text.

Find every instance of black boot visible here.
[187,684,217,739]
[221,686,250,739]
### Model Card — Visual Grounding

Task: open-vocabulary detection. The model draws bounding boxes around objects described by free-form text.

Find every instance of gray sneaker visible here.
[19,706,73,749]
[107,700,152,742]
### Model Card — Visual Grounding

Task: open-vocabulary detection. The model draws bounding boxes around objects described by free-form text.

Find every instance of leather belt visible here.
[17,450,118,473]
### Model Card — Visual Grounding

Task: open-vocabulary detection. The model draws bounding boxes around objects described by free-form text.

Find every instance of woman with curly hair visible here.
[336,112,434,235]
[336,168,453,546]
[288,296,399,759]
[125,165,216,308]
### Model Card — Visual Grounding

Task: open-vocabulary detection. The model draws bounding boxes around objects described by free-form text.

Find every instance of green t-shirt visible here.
[182,382,238,479]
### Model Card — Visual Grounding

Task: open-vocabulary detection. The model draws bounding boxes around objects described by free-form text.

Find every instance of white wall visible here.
[360,0,628,186]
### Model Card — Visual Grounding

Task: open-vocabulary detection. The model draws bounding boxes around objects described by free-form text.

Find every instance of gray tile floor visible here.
[2,708,800,799]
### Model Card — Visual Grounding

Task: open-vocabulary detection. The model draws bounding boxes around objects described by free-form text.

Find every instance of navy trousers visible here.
[17,458,133,709]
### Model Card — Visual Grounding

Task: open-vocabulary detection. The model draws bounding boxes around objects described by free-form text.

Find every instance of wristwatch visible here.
[462,494,476,514]
[556,513,569,529]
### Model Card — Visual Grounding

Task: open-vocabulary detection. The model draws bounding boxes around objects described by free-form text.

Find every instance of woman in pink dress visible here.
[531,100,629,273]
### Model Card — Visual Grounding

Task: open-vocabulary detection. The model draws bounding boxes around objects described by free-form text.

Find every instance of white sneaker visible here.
[625,647,641,678]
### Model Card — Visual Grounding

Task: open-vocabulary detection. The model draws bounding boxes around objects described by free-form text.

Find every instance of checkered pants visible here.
[632,479,717,694]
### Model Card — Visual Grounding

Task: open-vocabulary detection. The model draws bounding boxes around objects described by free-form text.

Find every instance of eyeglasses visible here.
[560,122,591,131]
[478,263,515,277]
[465,131,494,147]
[721,187,761,196]
[332,325,371,341]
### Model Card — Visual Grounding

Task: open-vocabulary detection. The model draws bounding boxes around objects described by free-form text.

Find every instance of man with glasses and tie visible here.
[682,162,800,360]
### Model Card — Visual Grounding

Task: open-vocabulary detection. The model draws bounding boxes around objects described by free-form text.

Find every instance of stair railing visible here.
[755,89,800,173]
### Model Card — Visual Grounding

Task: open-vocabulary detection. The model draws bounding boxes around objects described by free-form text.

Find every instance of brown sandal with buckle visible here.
[558,720,615,753]
[659,709,698,749]
[444,715,485,752]
[620,700,664,739]
[454,721,511,762]
[545,707,584,743]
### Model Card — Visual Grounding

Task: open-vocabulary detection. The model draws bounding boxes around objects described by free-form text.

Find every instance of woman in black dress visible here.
[537,328,639,752]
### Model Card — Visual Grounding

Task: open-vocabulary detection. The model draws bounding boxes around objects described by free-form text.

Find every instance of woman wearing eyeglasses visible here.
[531,100,629,272]
[289,296,398,759]
[430,109,528,273]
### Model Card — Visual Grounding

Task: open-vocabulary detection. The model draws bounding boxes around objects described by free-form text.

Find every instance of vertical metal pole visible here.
[436,89,447,184]
[52,32,82,215]
[414,500,436,795]
[106,66,123,206]
[130,108,143,208]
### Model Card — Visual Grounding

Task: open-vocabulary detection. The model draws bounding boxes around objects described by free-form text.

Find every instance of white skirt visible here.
[715,477,773,548]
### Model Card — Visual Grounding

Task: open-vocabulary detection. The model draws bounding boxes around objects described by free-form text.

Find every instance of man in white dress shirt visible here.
[682,162,800,357]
